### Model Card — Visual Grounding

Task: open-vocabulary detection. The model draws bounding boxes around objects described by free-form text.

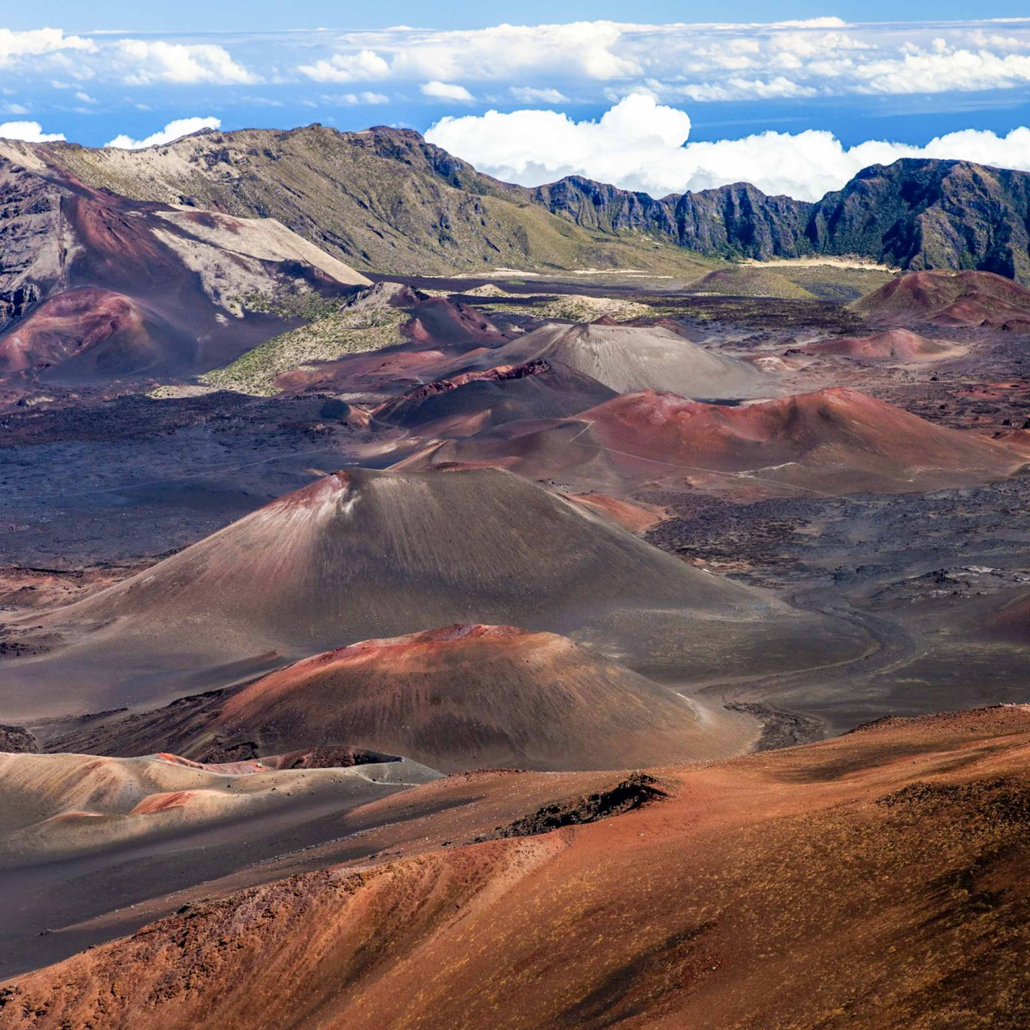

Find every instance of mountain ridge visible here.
[3,124,1030,282]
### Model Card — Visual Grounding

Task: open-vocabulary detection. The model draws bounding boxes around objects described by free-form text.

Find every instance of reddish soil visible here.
[978,592,1030,643]
[274,346,452,394]
[798,327,956,361]
[7,705,1030,1030]
[129,790,196,816]
[577,386,1029,495]
[0,289,151,373]
[567,493,664,533]
[207,623,744,771]
[852,269,1030,326]
[0,563,145,610]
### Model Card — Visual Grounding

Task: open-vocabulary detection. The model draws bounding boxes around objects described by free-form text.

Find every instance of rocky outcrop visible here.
[533,158,1030,282]
[0,285,40,326]
[807,159,1030,284]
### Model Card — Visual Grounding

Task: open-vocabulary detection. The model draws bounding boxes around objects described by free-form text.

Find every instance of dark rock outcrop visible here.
[532,158,1030,283]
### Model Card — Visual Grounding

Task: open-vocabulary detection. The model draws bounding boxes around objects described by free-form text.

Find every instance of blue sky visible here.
[8,1,1030,31]
[4,9,1030,199]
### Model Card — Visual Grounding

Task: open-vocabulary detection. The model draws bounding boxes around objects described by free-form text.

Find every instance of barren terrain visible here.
[1,131,1029,1028]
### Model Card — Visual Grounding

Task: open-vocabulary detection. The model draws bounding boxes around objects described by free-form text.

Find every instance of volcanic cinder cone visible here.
[577,387,1029,496]
[446,320,769,399]
[851,269,1030,326]
[200,623,753,772]
[799,328,961,362]
[1,467,866,720]
[372,359,616,437]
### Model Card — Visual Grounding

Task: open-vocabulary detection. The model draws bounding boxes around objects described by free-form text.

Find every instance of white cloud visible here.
[846,42,1030,95]
[297,49,390,83]
[770,17,850,29]
[0,120,65,142]
[323,91,389,105]
[2,103,29,115]
[509,86,568,104]
[425,94,1030,202]
[0,28,95,68]
[308,18,1030,102]
[385,22,639,81]
[11,19,1030,107]
[105,115,221,149]
[74,91,96,104]
[300,21,639,88]
[673,76,817,102]
[420,81,474,101]
[116,40,259,85]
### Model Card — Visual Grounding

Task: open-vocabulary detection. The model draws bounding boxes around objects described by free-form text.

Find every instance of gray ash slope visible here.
[439,321,770,399]
[0,467,867,721]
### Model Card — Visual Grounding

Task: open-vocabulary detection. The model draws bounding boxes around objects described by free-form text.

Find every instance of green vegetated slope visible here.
[202,289,408,396]
[807,160,1030,285]
[27,126,714,278]
[686,266,817,299]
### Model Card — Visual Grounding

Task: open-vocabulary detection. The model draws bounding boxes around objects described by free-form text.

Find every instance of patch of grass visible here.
[687,267,817,300]
[202,306,406,396]
[233,290,347,321]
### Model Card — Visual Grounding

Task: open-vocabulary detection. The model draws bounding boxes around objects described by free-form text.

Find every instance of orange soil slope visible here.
[852,269,1030,326]
[7,705,1030,1030]
[206,623,751,772]
[578,386,1028,495]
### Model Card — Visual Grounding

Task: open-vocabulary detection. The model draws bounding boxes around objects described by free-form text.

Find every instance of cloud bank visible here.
[294,19,1030,103]
[426,94,1030,201]
[0,28,94,67]
[6,20,1030,105]
[115,41,259,86]
[0,120,65,142]
[106,116,221,150]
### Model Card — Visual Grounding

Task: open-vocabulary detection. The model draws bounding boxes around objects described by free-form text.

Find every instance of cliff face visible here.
[806,159,1030,284]
[671,183,815,259]
[4,126,1030,282]
[531,176,815,260]
[532,158,1030,282]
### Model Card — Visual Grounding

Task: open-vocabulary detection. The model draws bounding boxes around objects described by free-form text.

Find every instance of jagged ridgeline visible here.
[4,126,1030,282]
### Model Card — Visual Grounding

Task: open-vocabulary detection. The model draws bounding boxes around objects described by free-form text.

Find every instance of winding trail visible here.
[698,583,921,740]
